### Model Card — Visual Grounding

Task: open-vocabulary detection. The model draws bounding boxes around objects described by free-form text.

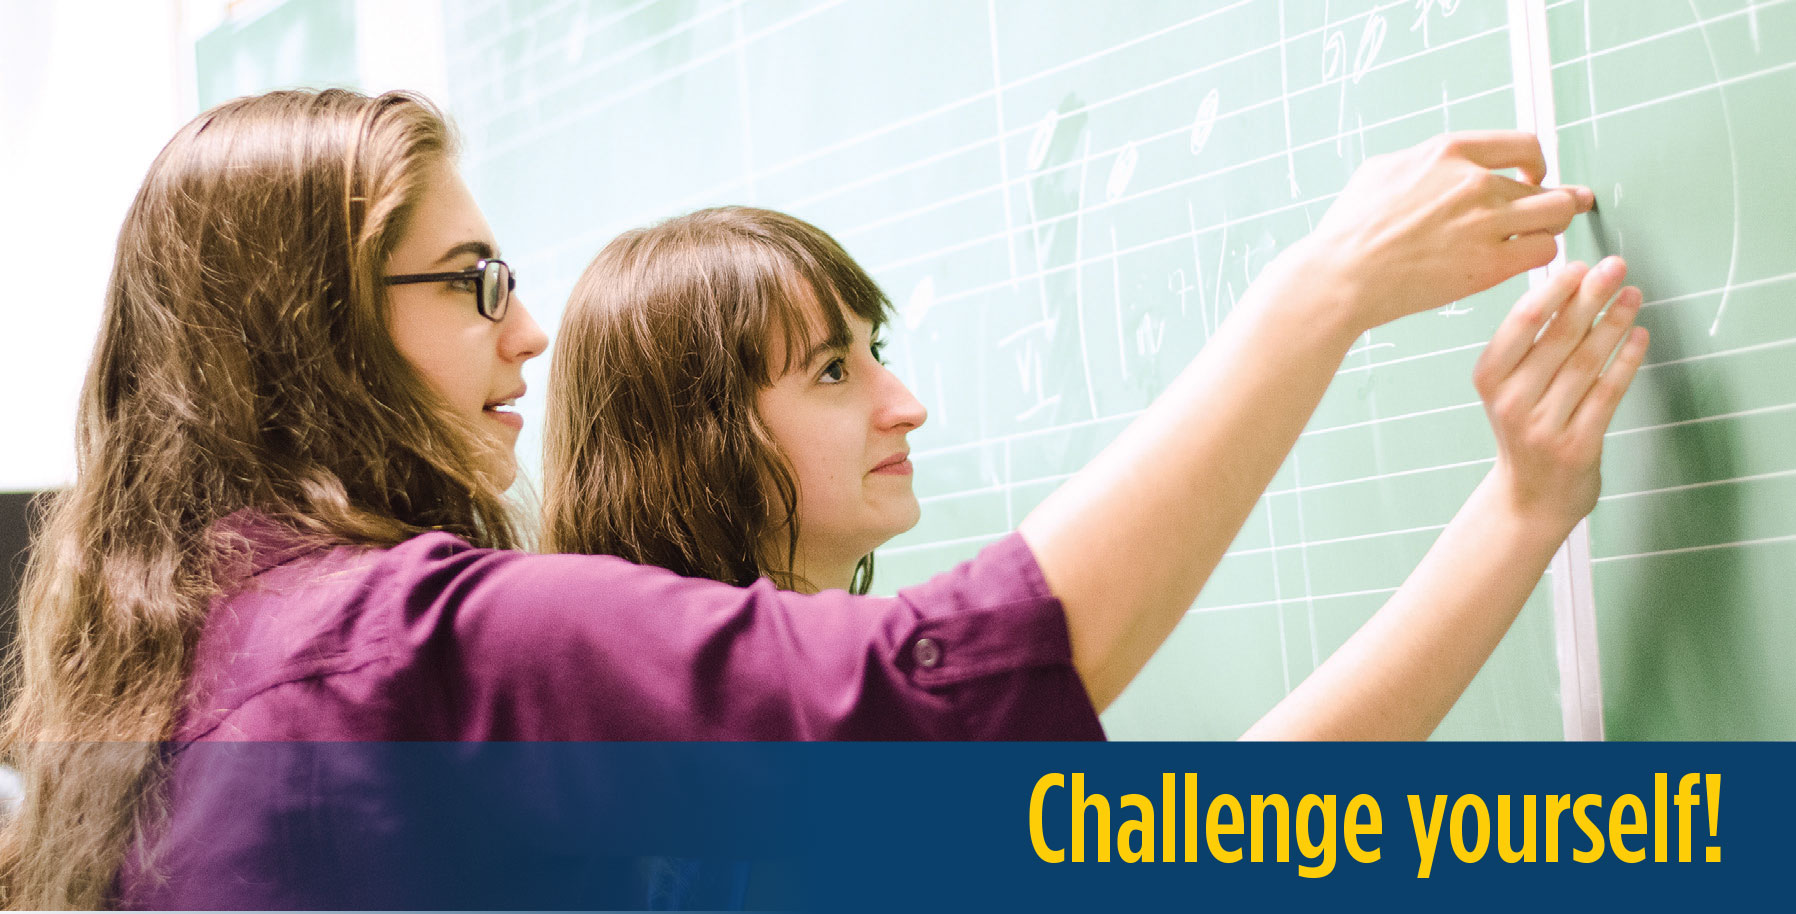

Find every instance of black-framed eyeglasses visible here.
[384,258,515,322]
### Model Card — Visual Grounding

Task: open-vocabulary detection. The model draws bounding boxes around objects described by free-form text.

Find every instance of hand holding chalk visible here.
[1301,130,1596,331]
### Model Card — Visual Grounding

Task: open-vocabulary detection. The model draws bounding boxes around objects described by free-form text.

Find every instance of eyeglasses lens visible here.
[482,261,510,322]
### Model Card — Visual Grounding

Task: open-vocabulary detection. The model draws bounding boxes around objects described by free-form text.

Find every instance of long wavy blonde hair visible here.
[0,89,520,910]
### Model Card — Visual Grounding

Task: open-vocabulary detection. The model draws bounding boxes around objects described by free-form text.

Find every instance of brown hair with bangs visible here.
[0,89,519,909]
[542,206,890,594]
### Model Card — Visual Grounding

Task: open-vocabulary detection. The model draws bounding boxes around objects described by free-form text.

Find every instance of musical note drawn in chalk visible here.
[1168,269,1193,319]
[1190,88,1221,156]
[1354,13,1387,84]
[1135,313,1165,359]
[1106,142,1139,202]
[1026,108,1058,172]
[1409,0,1459,47]
[902,275,936,330]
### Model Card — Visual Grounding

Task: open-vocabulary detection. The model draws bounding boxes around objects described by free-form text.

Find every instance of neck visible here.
[787,547,861,594]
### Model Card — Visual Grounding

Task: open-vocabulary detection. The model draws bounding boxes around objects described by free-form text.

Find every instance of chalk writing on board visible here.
[1355,13,1387,84]
[1190,88,1221,156]
[1027,109,1058,172]
[1685,0,1742,336]
[903,275,936,330]
[1409,0,1460,47]
[1106,142,1138,202]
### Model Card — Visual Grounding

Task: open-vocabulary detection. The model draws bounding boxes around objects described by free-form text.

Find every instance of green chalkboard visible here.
[1548,0,1796,739]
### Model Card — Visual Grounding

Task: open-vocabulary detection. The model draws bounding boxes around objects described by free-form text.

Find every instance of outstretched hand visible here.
[1305,131,1596,331]
[1473,256,1649,530]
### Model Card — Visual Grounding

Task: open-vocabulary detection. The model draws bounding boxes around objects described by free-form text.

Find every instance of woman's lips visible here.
[870,455,912,475]
[483,407,524,431]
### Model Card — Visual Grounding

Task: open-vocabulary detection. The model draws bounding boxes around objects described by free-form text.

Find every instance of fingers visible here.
[1568,325,1649,442]
[1497,231,1562,276]
[1538,285,1644,429]
[1496,185,1594,237]
[1435,131,1549,184]
[1508,256,1630,415]
[1475,263,1586,390]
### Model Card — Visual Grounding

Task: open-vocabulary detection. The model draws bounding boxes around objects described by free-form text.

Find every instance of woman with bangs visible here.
[542,207,921,595]
[2,84,1642,909]
[543,201,1648,726]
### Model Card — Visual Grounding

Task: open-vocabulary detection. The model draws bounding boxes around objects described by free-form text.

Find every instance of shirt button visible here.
[912,637,943,669]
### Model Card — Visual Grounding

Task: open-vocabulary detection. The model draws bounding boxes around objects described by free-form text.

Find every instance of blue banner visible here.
[155,741,1789,909]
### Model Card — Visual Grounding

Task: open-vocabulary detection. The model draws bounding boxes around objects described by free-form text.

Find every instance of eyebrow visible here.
[432,240,496,268]
[796,326,854,369]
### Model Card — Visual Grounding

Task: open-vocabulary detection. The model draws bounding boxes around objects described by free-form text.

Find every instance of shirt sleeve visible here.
[365,532,1105,741]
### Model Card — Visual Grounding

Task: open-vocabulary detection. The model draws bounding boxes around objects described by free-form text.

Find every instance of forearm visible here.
[1019,240,1362,710]
[1241,471,1571,740]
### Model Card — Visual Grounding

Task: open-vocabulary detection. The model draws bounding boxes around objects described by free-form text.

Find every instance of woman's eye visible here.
[870,339,888,365]
[819,358,846,383]
[446,276,479,294]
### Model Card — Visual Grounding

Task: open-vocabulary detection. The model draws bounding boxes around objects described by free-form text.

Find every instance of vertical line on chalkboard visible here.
[1276,0,1301,198]
[1265,498,1293,695]
[730,1,757,200]
[1509,0,1605,742]
[1109,227,1128,382]
[986,0,1021,283]
[1289,454,1320,669]
[1073,134,1099,420]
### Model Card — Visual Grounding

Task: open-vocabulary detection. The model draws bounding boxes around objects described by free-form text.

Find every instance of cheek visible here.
[391,309,488,411]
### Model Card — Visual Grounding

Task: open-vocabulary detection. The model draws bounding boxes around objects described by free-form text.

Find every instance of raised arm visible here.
[1018,132,1597,711]
[1243,257,1647,739]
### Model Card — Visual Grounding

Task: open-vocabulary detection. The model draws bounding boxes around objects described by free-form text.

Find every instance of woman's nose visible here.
[876,364,927,432]
[502,294,549,363]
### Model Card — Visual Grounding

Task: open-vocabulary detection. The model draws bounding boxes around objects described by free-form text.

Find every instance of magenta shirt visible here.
[116,516,1101,907]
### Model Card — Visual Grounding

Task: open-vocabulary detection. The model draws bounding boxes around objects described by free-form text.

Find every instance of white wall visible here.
[0,0,448,492]
[0,1,194,490]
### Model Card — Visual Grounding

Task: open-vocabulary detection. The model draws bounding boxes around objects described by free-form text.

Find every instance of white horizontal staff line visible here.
[795,4,1498,222]
[1640,269,1796,309]
[918,451,1496,508]
[1592,533,1796,564]
[1607,401,1796,438]
[1340,339,1490,374]
[1187,584,1401,615]
[877,530,1006,557]
[1640,335,1796,372]
[1302,399,1480,437]
[1547,1,1793,71]
[1227,520,1450,557]
[913,411,1140,461]
[1599,468,1796,503]
[454,0,664,74]
[1269,455,1495,496]
[916,470,1075,505]
[855,45,1513,260]
[1556,58,1796,129]
[457,0,750,105]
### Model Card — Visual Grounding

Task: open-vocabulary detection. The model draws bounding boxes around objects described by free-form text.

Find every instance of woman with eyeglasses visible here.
[0,88,1641,909]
